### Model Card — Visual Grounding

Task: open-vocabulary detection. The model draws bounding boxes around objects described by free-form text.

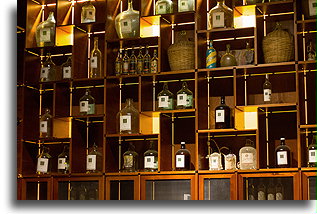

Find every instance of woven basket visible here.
[262,23,294,63]
[167,31,195,71]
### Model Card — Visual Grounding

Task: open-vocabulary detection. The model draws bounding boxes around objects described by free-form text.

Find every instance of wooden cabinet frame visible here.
[302,170,317,200]
[21,177,53,200]
[105,175,140,200]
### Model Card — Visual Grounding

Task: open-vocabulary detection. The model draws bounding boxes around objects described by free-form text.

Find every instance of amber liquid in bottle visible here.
[275,137,291,168]
[175,142,191,171]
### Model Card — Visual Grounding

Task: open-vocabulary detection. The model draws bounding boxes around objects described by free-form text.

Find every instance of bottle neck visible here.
[280,139,285,145]
[220,96,225,104]
[94,40,98,49]
[265,74,269,80]
[181,143,185,149]
[126,99,133,107]
[217,0,224,6]
[47,12,56,23]
[128,0,133,10]
[163,83,168,91]
[182,82,187,89]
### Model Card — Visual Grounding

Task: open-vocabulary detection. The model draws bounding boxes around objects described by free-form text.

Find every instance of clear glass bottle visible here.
[207,149,223,170]
[275,178,284,200]
[129,47,137,74]
[155,0,173,15]
[263,74,272,103]
[144,141,158,172]
[86,143,103,173]
[157,82,174,110]
[267,178,275,200]
[36,146,52,174]
[79,89,95,115]
[308,135,317,167]
[175,142,191,171]
[115,50,122,76]
[122,143,139,172]
[81,0,96,24]
[208,0,233,30]
[78,183,87,200]
[307,41,316,61]
[89,37,102,78]
[115,0,140,39]
[176,82,193,109]
[247,179,257,200]
[122,48,130,75]
[40,108,53,138]
[143,46,151,74]
[36,11,55,47]
[257,178,266,200]
[275,137,291,168]
[150,49,158,73]
[58,145,70,174]
[206,40,217,69]
[239,139,257,170]
[136,48,144,74]
[40,53,56,82]
[178,0,195,12]
[61,56,72,80]
[224,150,236,170]
[220,44,237,67]
[215,96,231,129]
[117,98,139,134]
[87,182,99,200]
[244,41,254,65]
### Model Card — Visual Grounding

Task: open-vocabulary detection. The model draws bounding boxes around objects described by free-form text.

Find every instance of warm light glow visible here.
[56,25,74,46]
[140,16,160,38]
[234,5,256,28]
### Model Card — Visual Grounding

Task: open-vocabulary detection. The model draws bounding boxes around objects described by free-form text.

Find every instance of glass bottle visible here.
[122,143,139,172]
[58,145,70,174]
[117,98,139,134]
[208,0,233,30]
[87,182,99,200]
[215,96,231,129]
[61,56,72,80]
[79,89,95,115]
[40,53,56,82]
[122,48,130,75]
[176,82,193,109]
[239,139,257,170]
[267,178,275,200]
[220,44,237,67]
[36,146,52,174]
[86,143,103,173]
[275,178,284,200]
[155,0,173,15]
[178,0,195,12]
[40,108,53,138]
[150,49,158,73]
[175,142,191,171]
[257,178,266,200]
[263,74,272,103]
[89,37,102,78]
[129,47,137,74]
[115,0,140,39]
[208,149,223,170]
[143,46,151,74]
[308,135,317,167]
[275,137,291,168]
[245,41,254,65]
[224,150,236,170]
[206,40,217,69]
[78,183,87,200]
[36,11,55,47]
[115,50,122,76]
[157,82,174,110]
[81,0,96,24]
[247,179,257,200]
[70,183,78,200]
[307,41,316,61]
[136,48,144,74]
[144,141,158,172]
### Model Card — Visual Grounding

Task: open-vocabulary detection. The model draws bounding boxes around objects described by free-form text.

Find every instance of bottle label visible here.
[180,1,189,12]
[257,191,265,200]
[157,2,167,14]
[91,56,98,69]
[225,157,236,170]
[80,101,89,113]
[86,155,96,170]
[58,158,66,170]
[210,156,219,169]
[241,153,253,164]
[150,60,158,73]
[309,150,317,163]
[144,156,156,169]
[264,89,272,102]
[123,61,129,74]
[37,157,49,173]
[40,67,49,79]
[176,154,185,168]
[137,60,143,73]
[120,115,132,131]
[88,104,95,115]
[309,0,317,16]
[40,121,48,133]
[158,96,169,108]
[84,9,95,22]
[40,28,51,42]
[267,193,275,200]
[212,12,225,28]
[124,155,134,168]
[277,151,288,165]
[63,66,71,79]
[215,109,225,123]
[276,192,283,200]
[120,20,132,33]
[183,194,191,200]
[177,94,192,107]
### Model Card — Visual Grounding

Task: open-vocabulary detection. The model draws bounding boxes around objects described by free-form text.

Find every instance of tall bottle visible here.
[175,142,191,171]
[129,47,137,74]
[40,108,53,138]
[244,41,254,65]
[36,146,52,174]
[247,179,257,200]
[275,137,291,168]
[89,37,102,78]
[136,48,144,74]
[275,178,284,200]
[143,46,151,74]
[206,40,217,69]
[36,12,56,47]
[122,48,130,75]
[267,178,275,200]
[79,89,95,115]
[220,44,237,67]
[263,74,272,103]
[40,53,56,82]
[215,96,231,129]
[115,0,140,39]
[239,139,257,170]
[61,56,72,80]
[208,0,233,30]
[178,0,195,12]
[122,143,139,172]
[157,82,174,110]
[86,143,103,173]
[308,135,317,167]
[58,145,70,174]
[155,0,173,15]
[115,50,122,76]
[81,0,96,24]
[150,49,158,73]
[257,178,266,200]
[176,82,193,109]
[144,141,158,172]
[117,98,139,134]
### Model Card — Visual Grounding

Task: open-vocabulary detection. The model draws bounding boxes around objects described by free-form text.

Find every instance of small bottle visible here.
[150,49,158,73]
[129,47,137,74]
[89,37,102,78]
[81,0,96,24]
[178,0,195,12]
[208,0,233,29]
[215,96,231,129]
[257,178,266,200]
[155,0,173,15]
[40,53,56,82]
[136,48,144,74]
[307,135,317,167]
[267,178,275,200]
[36,146,52,174]
[307,41,316,61]
[122,48,130,75]
[239,139,257,170]
[206,40,217,69]
[248,179,257,200]
[79,89,95,115]
[224,150,236,170]
[86,143,103,173]
[115,50,122,76]
[122,143,139,172]
[245,41,254,65]
[275,178,284,200]
[116,98,139,134]
[157,82,174,110]
[40,108,53,138]
[61,56,72,79]
[275,137,291,168]
[176,82,194,109]
[35,12,55,47]
[57,145,70,174]
[144,141,158,172]
[220,44,237,67]
[175,142,191,171]
[143,46,151,74]
[263,74,272,103]
[208,149,223,170]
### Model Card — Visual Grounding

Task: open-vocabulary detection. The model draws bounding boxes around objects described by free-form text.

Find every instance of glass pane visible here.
[145,179,191,200]
[110,180,134,200]
[26,182,47,200]
[58,181,69,200]
[204,178,230,200]
[69,181,99,200]
[309,176,316,200]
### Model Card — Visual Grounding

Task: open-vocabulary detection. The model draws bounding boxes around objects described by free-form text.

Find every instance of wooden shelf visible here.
[198,129,257,134]
[105,133,159,138]
[141,109,195,116]
[197,27,254,34]
[299,124,317,129]
[236,103,297,110]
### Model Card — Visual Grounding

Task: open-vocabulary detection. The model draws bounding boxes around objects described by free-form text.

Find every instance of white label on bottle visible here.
[40,121,48,133]
[258,191,265,200]
[309,150,317,163]
[80,101,89,113]
[63,66,71,79]
[180,1,189,11]
[144,156,155,168]
[212,12,225,28]
[264,89,272,102]
[309,0,317,16]
[40,67,49,79]
[215,109,225,123]
[86,155,96,170]
[267,193,275,200]
[210,156,219,169]
[123,61,129,72]
[158,96,169,108]
[37,158,49,173]
[85,9,95,22]
[120,115,132,131]
[40,28,51,42]
[91,56,98,68]
[120,19,132,33]
[176,154,185,168]
[183,194,191,200]
[58,158,66,170]
[276,192,283,200]
[124,155,134,168]
[277,151,288,165]
[157,2,167,14]
[177,94,188,106]
[241,153,253,164]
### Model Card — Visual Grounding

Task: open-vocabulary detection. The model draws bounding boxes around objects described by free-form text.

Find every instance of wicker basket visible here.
[167,31,195,71]
[262,23,294,63]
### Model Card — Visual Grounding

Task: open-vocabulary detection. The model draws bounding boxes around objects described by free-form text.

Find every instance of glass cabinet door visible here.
[106,176,139,200]
[21,178,52,200]
[302,172,317,200]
